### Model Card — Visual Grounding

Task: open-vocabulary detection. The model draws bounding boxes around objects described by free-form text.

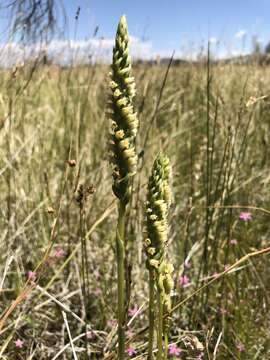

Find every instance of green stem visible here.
[164,331,168,360]
[148,268,155,359]
[116,201,126,360]
[157,291,163,360]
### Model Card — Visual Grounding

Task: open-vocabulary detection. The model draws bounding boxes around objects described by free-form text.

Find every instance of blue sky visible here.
[0,0,270,64]
[63,0,270,57]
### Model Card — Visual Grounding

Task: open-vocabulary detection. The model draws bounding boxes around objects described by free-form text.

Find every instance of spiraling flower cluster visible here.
[108,15,138,204]
[145,154,171,266]
[145,153,173,328]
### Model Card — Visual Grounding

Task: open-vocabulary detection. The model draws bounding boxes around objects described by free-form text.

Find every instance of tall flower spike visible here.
[109,15,138,204]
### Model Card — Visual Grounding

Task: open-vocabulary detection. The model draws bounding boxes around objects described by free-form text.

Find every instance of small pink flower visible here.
[196,352,204,359]
[169,343,182,356]
[220,308,228,315]
[93,269,100,279]
[107,319,117,328]
[126,346,136,356]
[128,305,139,317]
[27,271,37,281]
[212,272,219,279]
[239,212,252,221]
[224,264,230,271]
[93,287,102,296]
[127,328,134,338]
[54,247,65,258]
[179,275,190,287]
[236,342,245,352]
[14,339,24,348]
[86,331,94,339]
[184,260,191,268]
[230,239,237,245]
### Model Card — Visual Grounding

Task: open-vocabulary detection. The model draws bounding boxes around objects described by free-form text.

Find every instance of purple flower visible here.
[27,271,37,281]
[169,343,182,356]
[127,328,134,338]
[54,247,65,258]
[93,269,100,279]
[196,352,204,359]
[220,308,228,315]
[93,287,102,296]
[179,275,190,287]
[107,319,117,328]
[224,264,230,271]
[126,346,136,356]
[128,305,139,317]
[239,212,252,222]
[14,339,24,348]
[86,331,94,339]
[236,342,245,352]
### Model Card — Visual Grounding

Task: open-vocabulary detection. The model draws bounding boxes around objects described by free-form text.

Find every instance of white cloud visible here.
[0,36,156,67]
[209,37,218,45]
[235,30,247,39]
[0,34,256,67]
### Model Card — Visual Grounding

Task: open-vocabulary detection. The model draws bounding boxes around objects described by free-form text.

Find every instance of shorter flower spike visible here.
[144,153,174,354]
[145,153,171,268]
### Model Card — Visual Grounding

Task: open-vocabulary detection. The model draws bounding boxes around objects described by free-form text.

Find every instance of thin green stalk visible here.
[164,332,168,360]
[116,201,126,360]
[148,268,155,359]
[157,291,163,360]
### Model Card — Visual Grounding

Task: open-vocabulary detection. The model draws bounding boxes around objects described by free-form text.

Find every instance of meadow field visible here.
[0,52,270,359]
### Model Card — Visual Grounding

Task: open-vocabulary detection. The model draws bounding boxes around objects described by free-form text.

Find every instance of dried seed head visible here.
[67,159,77,167]
[75,184,95,209]
[47,206,55,214]
[108,15,138,204]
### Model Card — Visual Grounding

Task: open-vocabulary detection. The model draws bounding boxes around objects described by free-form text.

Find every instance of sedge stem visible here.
[148,268,155,359]
[116,201,126,359]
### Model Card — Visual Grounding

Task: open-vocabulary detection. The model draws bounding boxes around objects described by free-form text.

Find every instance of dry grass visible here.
[0,61,270,359]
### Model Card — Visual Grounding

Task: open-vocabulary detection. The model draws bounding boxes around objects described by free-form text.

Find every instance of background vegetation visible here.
[0,51,270,359]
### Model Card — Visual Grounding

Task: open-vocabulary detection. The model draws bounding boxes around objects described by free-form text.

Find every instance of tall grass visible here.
[0,39,270,359]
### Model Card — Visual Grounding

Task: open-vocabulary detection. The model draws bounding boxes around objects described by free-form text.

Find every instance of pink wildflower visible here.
[169,343,182,356]
[212,272,219,279]
[239,212,252,221]
[236,342,245,352]
[220,308,228,315]
[107,319,117,328]
[14,339,24,348]
[128,305,139,317]
[126,346,136,356]
[93,287,102,296]
[224,264,230,271]
[93,269,100,279]
[179,275,190,287]
[127,328,134,338]
[196,352,204,359]
[86,331,94,339]
[230,239,237,245]
[27,271,37,281]
[184,260,191,268]
[54,247,65,258]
